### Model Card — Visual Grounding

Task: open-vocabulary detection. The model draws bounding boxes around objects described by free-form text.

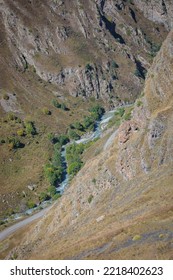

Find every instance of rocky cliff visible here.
[0,0,169,107]
[7,28,173,260]
[133,0,173,31]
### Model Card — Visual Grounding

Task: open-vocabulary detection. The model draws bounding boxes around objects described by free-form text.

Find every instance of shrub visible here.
[66,143,85,177]
[42,107,51,115]
[67,161,82,176]
[51,99,68,110]
[27,200,36,209]
[136,100,143,107]
[17,129,25,136]
[47,185,56,197]
[10,252,18,260]
[3,93,9,100]
[68,129,80,140]
[73,122,84,131]
[39,192,51,202]
[7,112,16,121]
[89,104,105,121]
[0,139,5,144]
[85,63,93,72]
[92,178,97,184]
[88,194,94,203]
[124,112,131,121]
[7,137,21,149]
[115,107,125,117]
[60,103,67,111]
[56,134,69,146]
[47,132,55,143]
[44,163,63,186]
[52,193,61,200]
[51,99,61,108]
[82,116,95,130]
[111,61,119,68]
[132,235,141,241]
[25,121,36,135]
[134,68,142,78]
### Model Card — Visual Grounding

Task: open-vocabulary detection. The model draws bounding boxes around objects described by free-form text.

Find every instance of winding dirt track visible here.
[0,206,51,242]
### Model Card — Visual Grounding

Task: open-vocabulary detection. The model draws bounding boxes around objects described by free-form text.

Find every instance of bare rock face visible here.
[133,0,173,31]
[0,0,170,107]
[118,120,138,144]
[116,30,173,179]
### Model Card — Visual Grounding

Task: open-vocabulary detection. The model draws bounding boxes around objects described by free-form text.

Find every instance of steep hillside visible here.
[3,28,173,260]
[0,0,170,219]
[0,0,168,105]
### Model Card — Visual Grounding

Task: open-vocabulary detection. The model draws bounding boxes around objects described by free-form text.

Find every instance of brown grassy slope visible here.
[3,29,173,260]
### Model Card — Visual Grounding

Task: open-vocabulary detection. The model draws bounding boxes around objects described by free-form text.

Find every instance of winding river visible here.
[1,104,131,226]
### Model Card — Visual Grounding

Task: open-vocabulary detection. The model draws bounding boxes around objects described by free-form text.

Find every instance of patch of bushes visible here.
[67,161,82,177]
[89,104,105,121]
[66,143,85,177]
[0,220,6,225]
[115,107,125,117]
[68,129,80,140]
[85,63,93,72]
[51,99,61,108]
[68,104,105,139]
[70,121,84,131]
[51,99,68,111]
[56,134,69,146]
[7,137,22,149]
[124,111,132,121]
[52,193,61,200]
[39,192,51,202]
[48,133,70,145]
[123,107,133,121]
[47,185,57,197]
[44,132,69,187]
[44,161,63,186]
[82,115,95,131]
[27,200,36,209]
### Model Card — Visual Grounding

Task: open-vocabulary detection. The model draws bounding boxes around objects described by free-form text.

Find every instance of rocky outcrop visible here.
[0,0,169,106]
[133,0,173,31]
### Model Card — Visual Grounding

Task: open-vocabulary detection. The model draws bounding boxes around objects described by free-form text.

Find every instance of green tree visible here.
[67,161,82,176]
[68,129,80,140]
[39,192,50,202]
[25,121,36,135]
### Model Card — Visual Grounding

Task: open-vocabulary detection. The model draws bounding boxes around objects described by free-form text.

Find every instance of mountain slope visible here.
[0,0,170,220]
[5,28,173,260]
